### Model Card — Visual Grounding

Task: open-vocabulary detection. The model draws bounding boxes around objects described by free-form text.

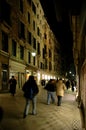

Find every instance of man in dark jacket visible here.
[44,79,56,105]
[9,76,17,96]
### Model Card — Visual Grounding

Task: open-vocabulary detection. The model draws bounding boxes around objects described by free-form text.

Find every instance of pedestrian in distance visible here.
[66,79,71,90]
[71,80,75,92]
[44,79,56,105]
[22,75,39,118]
[9,76,17,96]
[56,78,66,106]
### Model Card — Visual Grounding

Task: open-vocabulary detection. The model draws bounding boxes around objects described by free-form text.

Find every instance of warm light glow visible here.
[42,74,44,79]
[26,73,30,80]
[53,76,56,79]
[31,52,36,57]
[48,75,50,80]
[38,72,40,79]
[37,72,40,85]
[45,75,47,80]
[50,76,53,79]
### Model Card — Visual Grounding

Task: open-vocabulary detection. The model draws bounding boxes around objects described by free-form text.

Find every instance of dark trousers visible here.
[57,96,62,106]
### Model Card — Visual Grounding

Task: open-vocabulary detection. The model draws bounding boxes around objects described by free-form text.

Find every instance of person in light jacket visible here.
[56,78,66,106]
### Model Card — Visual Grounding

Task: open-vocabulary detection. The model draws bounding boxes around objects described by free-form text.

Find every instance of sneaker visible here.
[47,102,50,105]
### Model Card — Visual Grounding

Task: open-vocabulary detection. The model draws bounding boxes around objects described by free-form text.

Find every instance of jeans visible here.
[24,96,37,116]
[47,91,55,105]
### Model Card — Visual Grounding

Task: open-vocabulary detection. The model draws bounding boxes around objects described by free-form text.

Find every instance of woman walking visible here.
[56,78,66,106]
[22,75,39,118]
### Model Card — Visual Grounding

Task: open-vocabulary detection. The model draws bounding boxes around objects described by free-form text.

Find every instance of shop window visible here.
[2,64,8,90]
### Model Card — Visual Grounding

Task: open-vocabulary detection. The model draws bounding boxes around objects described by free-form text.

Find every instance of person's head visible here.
[58,78,63,83]
[29,75,34,81]
[12,76,14,78]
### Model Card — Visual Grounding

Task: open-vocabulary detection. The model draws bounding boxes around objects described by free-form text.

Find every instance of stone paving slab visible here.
[0,88,83,130]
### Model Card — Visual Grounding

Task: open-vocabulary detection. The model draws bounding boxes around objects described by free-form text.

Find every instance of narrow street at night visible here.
[0,87,83,130]
[0,0,86,129]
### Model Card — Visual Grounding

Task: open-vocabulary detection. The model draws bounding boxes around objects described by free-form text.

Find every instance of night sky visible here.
[40,0,83,72]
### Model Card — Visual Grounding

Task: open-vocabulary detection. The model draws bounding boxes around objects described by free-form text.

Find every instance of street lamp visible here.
[31,52,36,57]
[69,71,71,74]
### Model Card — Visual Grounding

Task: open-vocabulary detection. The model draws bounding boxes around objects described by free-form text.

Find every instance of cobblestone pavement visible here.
[0,87,83,130]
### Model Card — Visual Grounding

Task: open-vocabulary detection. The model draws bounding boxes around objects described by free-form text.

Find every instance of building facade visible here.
[72,2,86,129]
[0,0,61,91]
